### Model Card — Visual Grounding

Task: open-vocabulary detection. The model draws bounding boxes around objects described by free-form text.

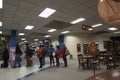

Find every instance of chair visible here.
[77,54,87,69]
[90,55,101,70]
[105,55,116,70]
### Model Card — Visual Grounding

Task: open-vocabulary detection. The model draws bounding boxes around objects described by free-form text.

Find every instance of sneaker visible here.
[39,66,42,68]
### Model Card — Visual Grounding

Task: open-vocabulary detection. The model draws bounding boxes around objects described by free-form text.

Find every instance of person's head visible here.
[26,43,29,46]
[63,44,65,47]
[56,45,60,49]
[39,45,42,48]
[50,45,53,48]
[16,43,19,47]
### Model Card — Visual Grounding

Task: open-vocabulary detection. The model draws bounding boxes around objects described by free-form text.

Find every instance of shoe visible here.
[18,66,21,68]
[39,66,42,68]
[12,66,16,68]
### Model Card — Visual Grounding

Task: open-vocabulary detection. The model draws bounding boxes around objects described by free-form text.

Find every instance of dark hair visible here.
[56,45,60,49]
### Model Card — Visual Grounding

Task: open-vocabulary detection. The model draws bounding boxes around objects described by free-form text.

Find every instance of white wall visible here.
[50,33,110,58]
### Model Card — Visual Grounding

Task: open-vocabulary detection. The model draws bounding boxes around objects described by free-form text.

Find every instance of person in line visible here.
[25,43,33,67]
[37,45,43,68]
[55,45,60,67]
[13,43,22,68]
[47,45,55,67]
[42,45,47,65]
[62,44,68,67]
[1,45,9,68]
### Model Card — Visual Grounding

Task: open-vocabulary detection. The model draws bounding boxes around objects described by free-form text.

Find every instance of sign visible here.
[9,47,16,67]
[77,43,81,52]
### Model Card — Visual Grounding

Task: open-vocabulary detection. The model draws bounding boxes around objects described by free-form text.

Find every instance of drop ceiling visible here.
[0,0,120,43]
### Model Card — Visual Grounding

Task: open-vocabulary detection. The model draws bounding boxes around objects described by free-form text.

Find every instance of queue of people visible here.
[1,43,69,69]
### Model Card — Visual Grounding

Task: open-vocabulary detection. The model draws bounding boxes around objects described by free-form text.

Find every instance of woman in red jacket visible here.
[37,45,43,68]
[55,46,60,67]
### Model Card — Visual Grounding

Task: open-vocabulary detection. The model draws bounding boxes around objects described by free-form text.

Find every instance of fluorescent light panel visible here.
[48,29,57,32]
[91,23,103,28]
[0,22,2,26]
[108,27,118,31]
[0,31,2,34]
[21,38,26,40]
[44,35,50,37]
[0,0,3,9]
[34,39,39,41]
[24,41,28,42]
[38,8,56,18]
[70,18,85,24]
[19,33,25,36]
[25,25,34,30]
[61,31,70,34]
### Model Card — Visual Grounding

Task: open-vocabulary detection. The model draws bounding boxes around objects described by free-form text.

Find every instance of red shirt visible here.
[62,47,66,57]
[56,49,60,58]
[37,48,42,58]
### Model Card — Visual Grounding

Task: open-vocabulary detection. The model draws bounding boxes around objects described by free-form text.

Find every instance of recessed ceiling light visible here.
[70,18,85,24]
[61,31,70,34]
[38,8,56,18]
[44,35,50,37]
[108,27,118,31]
[21,38,26,40]
[0,31,2,34]
[19,42,24,45]
[24,40,28,42]
[100,0,103,2]
[88,28,93,31]
[48,29,57,32]
[25,25,34,30]
[0,0,3,9]
[0,22,2,26]
[34,39,39,41]
[19,33,25,36]
[91,23,103,28]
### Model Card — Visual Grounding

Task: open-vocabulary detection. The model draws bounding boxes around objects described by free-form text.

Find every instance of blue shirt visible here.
[47,48,55,55]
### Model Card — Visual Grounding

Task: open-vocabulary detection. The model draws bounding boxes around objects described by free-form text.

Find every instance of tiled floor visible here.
[0,56,108,80]
[0,56,50,80]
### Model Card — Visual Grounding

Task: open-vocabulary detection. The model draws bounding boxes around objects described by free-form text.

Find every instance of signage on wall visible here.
[77,43,81,53]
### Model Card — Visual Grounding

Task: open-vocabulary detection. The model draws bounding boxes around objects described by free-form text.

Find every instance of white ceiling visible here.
[0,0,120,43]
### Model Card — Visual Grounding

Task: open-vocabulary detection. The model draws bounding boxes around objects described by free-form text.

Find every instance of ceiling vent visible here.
[29,32,47,37]
[43,20,73,30]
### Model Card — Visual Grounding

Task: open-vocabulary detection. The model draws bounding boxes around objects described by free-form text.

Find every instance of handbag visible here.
[65,49,70,56]
[52,52,56,57]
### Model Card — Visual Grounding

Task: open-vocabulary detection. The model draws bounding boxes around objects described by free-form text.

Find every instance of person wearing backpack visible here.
[47,45,55,67]
[37,45,43,68]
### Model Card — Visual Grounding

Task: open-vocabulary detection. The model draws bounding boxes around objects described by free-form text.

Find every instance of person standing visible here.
[47,45,55,67]
[2,46,9,68]
[14,43,22,68]
[62,44,67,67]
[25,43,33,67]
[37,45,43,68]
[42,45,47,65]
[55,46,60,67]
